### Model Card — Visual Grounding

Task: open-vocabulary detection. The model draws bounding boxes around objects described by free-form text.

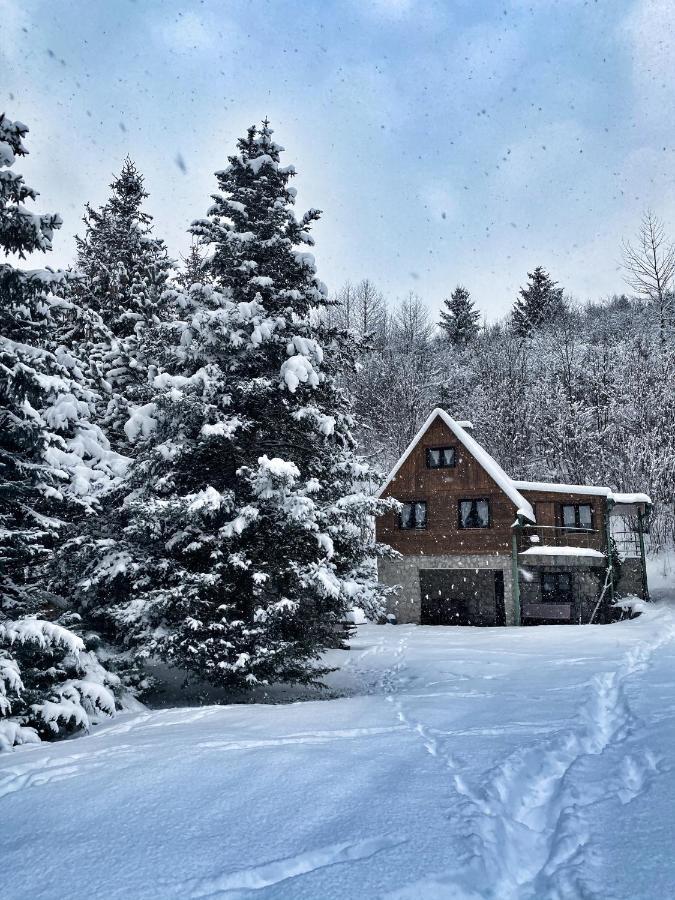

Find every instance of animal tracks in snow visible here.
[196,725,407,752]
[436,625,675,899]
[0,743,141,801]
[183,833,407,898]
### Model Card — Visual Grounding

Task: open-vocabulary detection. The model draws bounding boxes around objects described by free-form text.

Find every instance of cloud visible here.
[0,0,31,63]
[155,10,224,54]
[363,0,415,19]
[621,0,675,118]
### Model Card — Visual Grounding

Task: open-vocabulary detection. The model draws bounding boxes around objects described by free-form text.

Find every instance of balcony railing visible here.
[517,525,606,556]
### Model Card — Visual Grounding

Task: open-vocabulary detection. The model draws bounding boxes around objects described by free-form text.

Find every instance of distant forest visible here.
[328,264,675,552]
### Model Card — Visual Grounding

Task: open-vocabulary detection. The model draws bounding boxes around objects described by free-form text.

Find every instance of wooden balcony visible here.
[517,525,607,566]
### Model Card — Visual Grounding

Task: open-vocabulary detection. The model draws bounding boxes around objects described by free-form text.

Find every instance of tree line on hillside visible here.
[0,113,394,750]
[329,247,675,553]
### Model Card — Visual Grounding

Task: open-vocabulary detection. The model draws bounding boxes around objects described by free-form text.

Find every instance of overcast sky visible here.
[3,0,675,319]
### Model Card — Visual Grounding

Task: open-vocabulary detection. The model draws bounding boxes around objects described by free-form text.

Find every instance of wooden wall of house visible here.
[377,418,515,556]
[518,490,607,553]
[376,418,609,558]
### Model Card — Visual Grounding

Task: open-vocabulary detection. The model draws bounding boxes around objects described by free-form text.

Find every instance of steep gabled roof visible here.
[376,408,536,523]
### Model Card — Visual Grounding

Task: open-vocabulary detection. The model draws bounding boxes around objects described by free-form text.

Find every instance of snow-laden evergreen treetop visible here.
[66,120,396,690]
[0,113,120,750]
[439,285,481,347]
[511,266,567,337]
[69,157,174,447]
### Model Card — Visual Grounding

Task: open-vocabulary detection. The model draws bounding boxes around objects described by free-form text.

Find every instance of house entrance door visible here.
[420,569,501,626]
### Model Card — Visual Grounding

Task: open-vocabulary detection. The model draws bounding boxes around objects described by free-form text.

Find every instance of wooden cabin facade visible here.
[376,409,651,626]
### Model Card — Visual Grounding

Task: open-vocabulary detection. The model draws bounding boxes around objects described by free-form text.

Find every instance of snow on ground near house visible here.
[3,600,675,898]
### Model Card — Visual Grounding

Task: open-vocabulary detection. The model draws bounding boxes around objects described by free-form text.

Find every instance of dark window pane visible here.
[476,500,489,526]
[401,503,413,528]
[427,449,440,468]
[441,447,455,467]
[459,499,490,528]
[414,502,427,528]
[562,505,576,528]
[400,501,426,529]
[559,573,572,593]
[578,505,592,529]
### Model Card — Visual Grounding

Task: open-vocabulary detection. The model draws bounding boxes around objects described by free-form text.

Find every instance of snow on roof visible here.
[609,492,652,507]
[520,546,605,558]
[376,408,536,523]
[514,481,652,507]
[513,480,613,498]
[376,410,650,524]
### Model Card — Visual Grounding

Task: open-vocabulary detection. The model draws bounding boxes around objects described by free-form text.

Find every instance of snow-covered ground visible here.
[3,598,675,899]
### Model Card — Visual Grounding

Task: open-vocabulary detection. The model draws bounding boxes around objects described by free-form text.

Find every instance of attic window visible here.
[400,501,427,530]
[426,447,456,469]
[458,499,490,529]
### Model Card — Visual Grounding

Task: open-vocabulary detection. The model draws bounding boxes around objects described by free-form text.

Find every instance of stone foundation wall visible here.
[378,554,515,625]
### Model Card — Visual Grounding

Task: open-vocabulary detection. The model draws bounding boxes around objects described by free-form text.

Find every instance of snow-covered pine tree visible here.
[439,285,481,347]
[511,266,566,337]
[71,157,174,444]
[0,113,120,749]
[176,241,210,291]
[68,120,394,690]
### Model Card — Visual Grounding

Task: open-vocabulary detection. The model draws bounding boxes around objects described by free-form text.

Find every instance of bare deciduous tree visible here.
[622,211,675,346]
[392,291,434,351]
[327,279,388,347]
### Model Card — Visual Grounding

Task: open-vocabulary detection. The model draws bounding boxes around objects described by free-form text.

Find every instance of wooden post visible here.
[511,525,521,627]
[604,499,615,622]
[637,509,650,600]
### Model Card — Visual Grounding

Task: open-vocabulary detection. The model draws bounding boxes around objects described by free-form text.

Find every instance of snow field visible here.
[2,605,675,899]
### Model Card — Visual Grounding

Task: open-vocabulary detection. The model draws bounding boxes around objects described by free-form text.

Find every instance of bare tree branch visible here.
[622,211,675,345]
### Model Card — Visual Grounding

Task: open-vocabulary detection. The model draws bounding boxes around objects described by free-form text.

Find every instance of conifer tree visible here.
[71,158,174,443]
[176,241,209,291]
[439,285,481,347]
[67,120,394,690]
[512,266,566,337]
[0,113,118,749]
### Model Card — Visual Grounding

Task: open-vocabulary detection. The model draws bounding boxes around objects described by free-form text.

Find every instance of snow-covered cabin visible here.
[376,409,651,626]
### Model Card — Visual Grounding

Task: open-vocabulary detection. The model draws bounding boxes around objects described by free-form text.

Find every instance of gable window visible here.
[426,446,456,469]
[400,501,427,530]
[561,503,593,530]
[458,498,490,529]
[541,572,573,603]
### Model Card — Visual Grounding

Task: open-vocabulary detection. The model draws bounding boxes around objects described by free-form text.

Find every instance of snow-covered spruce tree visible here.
[176,241,210,291]
[439,285,481,347]
[68,120,395,690]
[511,266,567,337]
[71,157,174,444]
[0,113,120,749]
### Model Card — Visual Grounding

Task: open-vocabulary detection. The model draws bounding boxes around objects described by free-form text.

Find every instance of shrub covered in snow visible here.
[0,617,117,751]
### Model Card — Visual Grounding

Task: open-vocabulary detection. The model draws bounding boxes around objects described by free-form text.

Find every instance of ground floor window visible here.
[400,500,427,529]
[458,498,490,528]
[541,571,573,603]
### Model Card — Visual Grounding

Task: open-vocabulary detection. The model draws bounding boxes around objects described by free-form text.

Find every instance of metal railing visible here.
[518,525,605,554]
